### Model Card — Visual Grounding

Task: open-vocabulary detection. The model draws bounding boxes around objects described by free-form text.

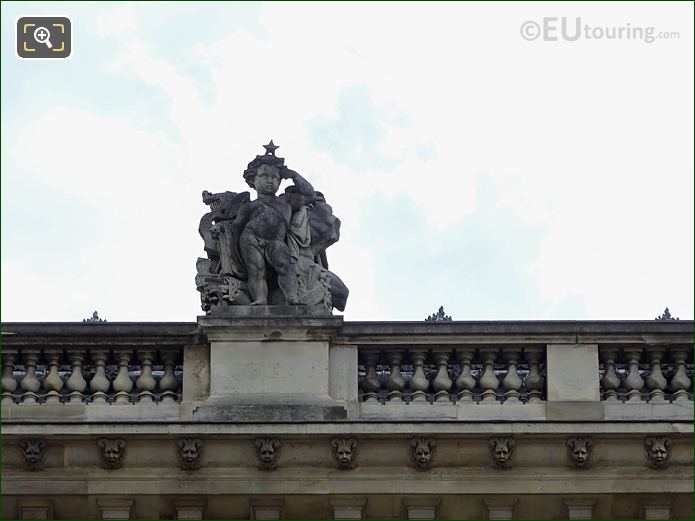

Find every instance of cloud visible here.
[2,2,693,321]
[96,5,137,37]
[5,106,202,321]
[308,84,406,173]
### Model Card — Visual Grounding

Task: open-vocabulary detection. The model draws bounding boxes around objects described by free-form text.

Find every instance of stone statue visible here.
[425,306,452,322]
[196,141,349,314]
[83,311,106,323]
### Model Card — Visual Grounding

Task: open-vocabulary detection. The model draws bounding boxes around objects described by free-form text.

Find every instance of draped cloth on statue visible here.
[287,206,311,261]
[218,221,247,280]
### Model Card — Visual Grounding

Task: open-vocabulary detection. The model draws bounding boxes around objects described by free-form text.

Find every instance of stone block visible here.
[174,499,206,520]
[643,504,671,520]
[406,507,437,520]
[204,305,334,317]
[359,402,458,420]
[210,340,330,397]
[192,399,347,422]
[97,498,134,520]
[483,498,517,520]
[329,345,358,402]
[250,498,284,520]
[603,402,693,421]
[546,401,603,420]
[1,404,86,420]
[329,498,367,520]
[563,498,595,520]
[546,344,600,402]
[182,344,210,403]
[401,498,440,520]
[17,500,53,520]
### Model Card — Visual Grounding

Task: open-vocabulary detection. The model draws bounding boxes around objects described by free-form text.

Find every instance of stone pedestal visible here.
[546,344,602,420]
[194,313,352,421]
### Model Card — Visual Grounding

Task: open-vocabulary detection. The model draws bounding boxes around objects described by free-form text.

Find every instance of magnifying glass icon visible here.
[33,26,53,49]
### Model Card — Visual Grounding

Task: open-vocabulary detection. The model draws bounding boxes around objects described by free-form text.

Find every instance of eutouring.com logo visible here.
[520,17,680,44]
[17,16,72,59]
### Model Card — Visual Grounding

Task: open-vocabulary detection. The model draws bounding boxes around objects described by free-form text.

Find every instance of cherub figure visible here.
[196,141,350,313]
[233,142,315,305]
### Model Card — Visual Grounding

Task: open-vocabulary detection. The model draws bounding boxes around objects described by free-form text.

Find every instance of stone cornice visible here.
[2,319,692,344]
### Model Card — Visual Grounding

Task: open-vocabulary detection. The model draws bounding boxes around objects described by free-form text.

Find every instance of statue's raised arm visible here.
[281,168,315,199]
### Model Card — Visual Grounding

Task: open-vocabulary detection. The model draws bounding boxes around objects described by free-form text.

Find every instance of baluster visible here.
[159,350,179,403]
[135,350,156,403]
[454,347,476,403]
[112,349,134,404]
[501,348,522,404]
[623,347,645,402]
[407,350,430,402]
[42,349,64,404]
[644,346,668,404]
[384,348,405,402]
[359,349,381,403]
[66,350,88,403]
[432,349,453,402]
[523,347,544,403]
[599,347,621,402]
[1,349,18,405]
[478,348,500,403]
[19,350,41,404]
[89,350,111,404]
[669,346,692,402]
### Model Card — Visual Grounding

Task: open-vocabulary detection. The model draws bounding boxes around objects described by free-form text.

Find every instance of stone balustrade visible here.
[599,344,693,403]
[357,346,546,404]
[1,347,183,405]
[1,320,692,420]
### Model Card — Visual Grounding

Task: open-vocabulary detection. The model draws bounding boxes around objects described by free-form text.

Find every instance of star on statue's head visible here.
[263,140,279,156]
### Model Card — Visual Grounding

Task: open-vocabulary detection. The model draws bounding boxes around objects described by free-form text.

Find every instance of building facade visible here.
[1,317,693,519]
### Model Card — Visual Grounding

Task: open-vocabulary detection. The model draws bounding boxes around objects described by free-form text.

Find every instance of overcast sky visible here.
[2,1,693,322]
